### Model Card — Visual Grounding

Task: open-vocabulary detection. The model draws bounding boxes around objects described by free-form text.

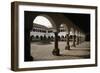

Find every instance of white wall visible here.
[0,0,99,73]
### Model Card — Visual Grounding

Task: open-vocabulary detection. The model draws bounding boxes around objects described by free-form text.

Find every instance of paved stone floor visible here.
[31,41,90,61]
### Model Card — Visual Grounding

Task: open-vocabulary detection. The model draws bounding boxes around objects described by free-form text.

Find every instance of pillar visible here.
[65,33,70,50]
[78,32,81,44]
[72,35,76,47]
[24,31,34,61]
[76,36,79,45]
[52,32,60,56]
[24,12,35,61]
[79,36,82,43]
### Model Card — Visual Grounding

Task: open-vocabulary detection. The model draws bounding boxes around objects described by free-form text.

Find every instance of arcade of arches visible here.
[24,11,87,61]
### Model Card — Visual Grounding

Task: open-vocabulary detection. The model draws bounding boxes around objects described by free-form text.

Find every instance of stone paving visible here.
[31,41,90,61]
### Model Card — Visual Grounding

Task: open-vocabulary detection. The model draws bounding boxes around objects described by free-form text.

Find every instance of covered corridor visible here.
[24,11,90,61]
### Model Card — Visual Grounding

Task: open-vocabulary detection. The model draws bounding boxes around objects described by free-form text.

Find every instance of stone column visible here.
[79,36,81,44]
[76,36,79,45]
[78,32,81,44]
[72,35,76,47]
[52,32,60,56]
[65,33,70,50]
[24,31,34,61]
[24,13,34,61]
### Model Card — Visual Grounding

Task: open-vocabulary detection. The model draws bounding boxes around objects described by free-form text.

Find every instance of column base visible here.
[65,45,70,50]
[52,49,60,56]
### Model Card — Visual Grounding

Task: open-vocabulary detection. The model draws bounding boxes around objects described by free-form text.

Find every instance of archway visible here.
[24,12,83,61]
[40,35,43,40]
[33,14,60,56]
[59,23,70,50]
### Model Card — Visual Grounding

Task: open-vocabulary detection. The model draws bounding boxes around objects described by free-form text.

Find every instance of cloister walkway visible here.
[31,41,90,61]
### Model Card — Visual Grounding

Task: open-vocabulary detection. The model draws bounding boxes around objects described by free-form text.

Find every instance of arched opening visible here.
[25,12,73,61]
[30,35,34,41]
[58,23,70,50]
[36,35,39,39]
[25,11,89,61]
[33,15,53,28]
[31,14,61,58]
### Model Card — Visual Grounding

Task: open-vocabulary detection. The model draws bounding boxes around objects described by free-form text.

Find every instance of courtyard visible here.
[31,41,90,61]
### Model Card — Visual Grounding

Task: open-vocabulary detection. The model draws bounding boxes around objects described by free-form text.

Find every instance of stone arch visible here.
[34,14,56,28]
[25,12,61,61]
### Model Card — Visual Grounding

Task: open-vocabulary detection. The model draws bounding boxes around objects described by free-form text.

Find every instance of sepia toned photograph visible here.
[11,1,97,71]
[24,11,90,61]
